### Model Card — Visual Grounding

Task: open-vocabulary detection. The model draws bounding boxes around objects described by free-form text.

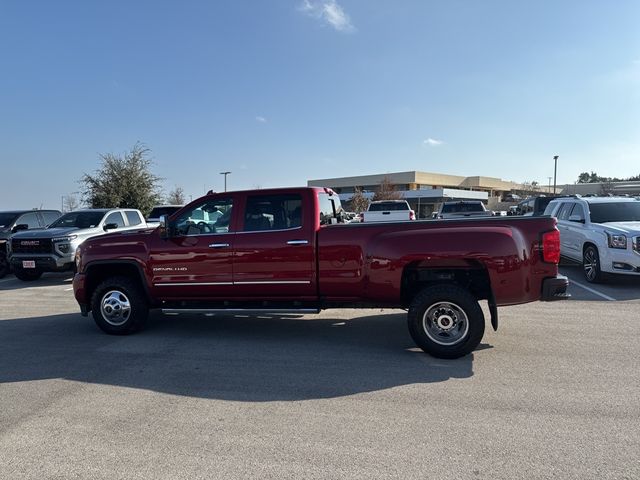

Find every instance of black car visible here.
[516,196,560,216]
[0,209,62,278]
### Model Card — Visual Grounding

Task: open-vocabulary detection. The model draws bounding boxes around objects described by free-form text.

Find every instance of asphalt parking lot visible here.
[1,271,639,480]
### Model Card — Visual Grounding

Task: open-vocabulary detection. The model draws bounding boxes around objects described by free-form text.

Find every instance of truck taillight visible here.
[542,229,561,264]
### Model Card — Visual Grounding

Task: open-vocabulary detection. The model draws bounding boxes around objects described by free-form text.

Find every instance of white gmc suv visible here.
[544,196,640,283]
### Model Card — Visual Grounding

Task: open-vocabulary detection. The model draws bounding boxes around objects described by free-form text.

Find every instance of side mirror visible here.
[103,223,119,231]
[12,224,29,233]
[568,215,585,224]
[159,215,169,239]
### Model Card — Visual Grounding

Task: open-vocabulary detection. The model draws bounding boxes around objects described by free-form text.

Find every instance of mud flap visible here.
[488,295,498,331]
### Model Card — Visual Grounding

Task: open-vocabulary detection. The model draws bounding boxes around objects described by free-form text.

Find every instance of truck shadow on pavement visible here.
[0,311,478,401]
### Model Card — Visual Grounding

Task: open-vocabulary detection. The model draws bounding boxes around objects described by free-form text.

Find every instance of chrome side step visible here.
[161,308,320,316]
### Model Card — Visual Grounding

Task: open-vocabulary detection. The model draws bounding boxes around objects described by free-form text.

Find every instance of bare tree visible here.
[350,187,370,213]
[372,176,403,201]
[63,193,80,212]
[166,186,185,205]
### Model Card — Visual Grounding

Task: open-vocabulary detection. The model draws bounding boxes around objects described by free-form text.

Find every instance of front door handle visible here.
[209,243,230,248]
[287,240,309,245]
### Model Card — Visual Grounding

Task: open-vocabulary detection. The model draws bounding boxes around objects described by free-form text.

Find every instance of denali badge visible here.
[21,240,40,246]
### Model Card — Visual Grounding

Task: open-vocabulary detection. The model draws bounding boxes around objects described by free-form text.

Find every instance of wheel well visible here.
[401,262,492,306]
[583,242,598,254]
[85,263,148,305]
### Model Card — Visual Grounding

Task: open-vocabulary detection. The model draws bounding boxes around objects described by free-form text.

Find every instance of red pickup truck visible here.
[73,187,568,359]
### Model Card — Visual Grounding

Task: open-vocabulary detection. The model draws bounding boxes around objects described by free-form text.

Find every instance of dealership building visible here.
[308,171,530,218]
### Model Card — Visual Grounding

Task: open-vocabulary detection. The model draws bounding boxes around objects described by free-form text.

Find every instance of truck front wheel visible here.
[408,285,485,359]
[91,276,149,335]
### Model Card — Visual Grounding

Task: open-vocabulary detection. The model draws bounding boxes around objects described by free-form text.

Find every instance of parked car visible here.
[435,201,493,219]
[544,196,640,283]
[361,200,415,222]
[9,208,146,281]
[0,209,61,278]
[503,193,521,202]
[146,204,183,226]
[73,186,568,360]
[516,195,560,216]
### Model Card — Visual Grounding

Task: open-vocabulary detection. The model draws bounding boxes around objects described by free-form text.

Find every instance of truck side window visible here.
[243,194,302,232]
[16,212,40,229]
[104,212,126,228]
[318,193,344,225]
[571,204,586,222]
[41,211,61,226]
[175,198,234,235]
[556,203,574,221]
[125,211,142,226]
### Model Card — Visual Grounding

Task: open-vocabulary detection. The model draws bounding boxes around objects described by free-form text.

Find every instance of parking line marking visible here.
[570,279,616,301]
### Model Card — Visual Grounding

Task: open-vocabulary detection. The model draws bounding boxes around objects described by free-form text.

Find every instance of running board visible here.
[162,308,320,316]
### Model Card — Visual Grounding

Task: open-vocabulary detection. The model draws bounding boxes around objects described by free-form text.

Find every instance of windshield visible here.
[0,213,19,228]
[49,211,106,229]
[589,202,640,223]
[369,202,408,211]
[441,203,484,213]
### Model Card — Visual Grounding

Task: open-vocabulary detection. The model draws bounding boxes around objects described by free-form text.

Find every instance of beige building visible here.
[308,171,532,217]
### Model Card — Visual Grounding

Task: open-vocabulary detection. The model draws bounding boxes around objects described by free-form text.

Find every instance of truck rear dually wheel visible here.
[91,276,149,334]
[408,285,485,359]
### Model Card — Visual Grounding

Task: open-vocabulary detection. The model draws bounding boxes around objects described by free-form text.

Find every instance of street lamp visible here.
[553,155,559,194]
[220,171,231,192]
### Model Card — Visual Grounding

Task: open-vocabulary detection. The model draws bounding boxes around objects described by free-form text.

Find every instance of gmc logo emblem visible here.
[21,241,40,246]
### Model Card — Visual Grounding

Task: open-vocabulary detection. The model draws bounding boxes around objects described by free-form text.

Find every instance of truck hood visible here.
[597,221,640,235]
[10,227,92,239]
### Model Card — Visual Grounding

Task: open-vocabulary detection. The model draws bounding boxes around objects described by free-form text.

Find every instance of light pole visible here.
[553,155,559,194]
[547,176,552,193]
[220,171,231,192]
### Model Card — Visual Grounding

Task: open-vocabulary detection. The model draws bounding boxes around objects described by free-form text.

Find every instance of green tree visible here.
[350,187,370,213]
[81,143,163,216]
[166,186,186,205]
[372,176,404,201]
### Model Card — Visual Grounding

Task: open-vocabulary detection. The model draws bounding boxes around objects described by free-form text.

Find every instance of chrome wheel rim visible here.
[583,249,598,282]
[422,301,469,346]
[100,290,131,326]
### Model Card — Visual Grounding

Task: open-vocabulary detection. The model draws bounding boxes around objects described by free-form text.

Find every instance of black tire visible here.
[90,276,149,335]
[13,268,43,281]
[407,285,485,359]
[583,245,604,283]
[0,252,9,279]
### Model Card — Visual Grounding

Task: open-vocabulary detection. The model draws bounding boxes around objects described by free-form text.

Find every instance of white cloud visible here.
[423,138,444,146]
[299,0,355,33]
[255,116,267,123]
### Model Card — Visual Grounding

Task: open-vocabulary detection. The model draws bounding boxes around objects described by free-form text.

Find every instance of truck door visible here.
[231,192,317,299]
[149,196,236,298]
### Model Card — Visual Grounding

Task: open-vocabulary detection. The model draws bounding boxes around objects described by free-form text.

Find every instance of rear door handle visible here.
[209,243,230,248]
[287,240,309,245]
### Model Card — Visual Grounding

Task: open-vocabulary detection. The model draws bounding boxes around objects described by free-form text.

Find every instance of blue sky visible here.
[1,0,638,209]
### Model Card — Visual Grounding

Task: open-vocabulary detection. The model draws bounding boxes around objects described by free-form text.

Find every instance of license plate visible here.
[22,260,36,269]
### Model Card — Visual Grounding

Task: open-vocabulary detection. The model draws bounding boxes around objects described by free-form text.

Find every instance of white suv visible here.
[544,196,640,283]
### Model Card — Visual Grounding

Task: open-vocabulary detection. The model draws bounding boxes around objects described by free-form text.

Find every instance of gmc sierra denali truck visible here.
[73,187,569,359]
